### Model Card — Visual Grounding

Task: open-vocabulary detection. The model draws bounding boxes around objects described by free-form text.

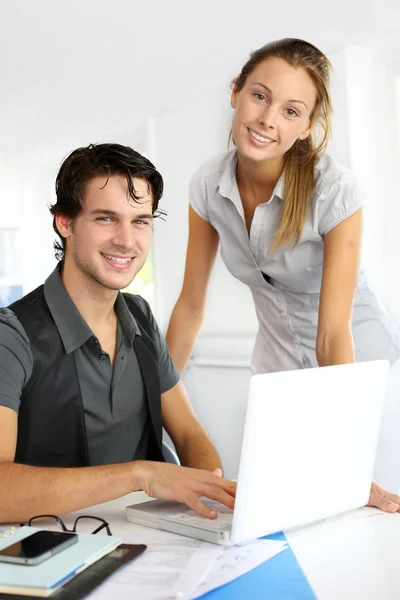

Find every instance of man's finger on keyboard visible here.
[202,487,235,510]
[188,496,218,519]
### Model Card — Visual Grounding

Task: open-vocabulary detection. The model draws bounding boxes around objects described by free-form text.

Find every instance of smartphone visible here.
[0,530,78,565]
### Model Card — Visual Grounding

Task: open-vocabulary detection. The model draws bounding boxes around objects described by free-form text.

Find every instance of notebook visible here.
[0,543,147,600]
[0,526,122,597]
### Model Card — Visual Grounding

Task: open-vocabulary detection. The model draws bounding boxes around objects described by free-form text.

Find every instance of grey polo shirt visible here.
[0,266,180,465]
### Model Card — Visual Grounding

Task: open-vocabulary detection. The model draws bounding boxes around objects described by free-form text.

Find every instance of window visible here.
[0,229,23,305]
[123,254,154,308]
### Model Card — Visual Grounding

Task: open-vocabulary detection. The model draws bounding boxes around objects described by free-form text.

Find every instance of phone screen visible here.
[0,530,77,562]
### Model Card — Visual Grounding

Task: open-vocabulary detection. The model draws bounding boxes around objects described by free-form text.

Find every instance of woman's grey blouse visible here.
[189,150,400,373]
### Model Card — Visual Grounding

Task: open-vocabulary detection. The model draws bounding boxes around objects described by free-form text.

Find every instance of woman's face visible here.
[231,57,317,164]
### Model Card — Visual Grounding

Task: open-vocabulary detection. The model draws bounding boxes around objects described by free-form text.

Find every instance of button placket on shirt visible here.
[251,203,304,354]
[91,337,108,361]
[249,204,264,262]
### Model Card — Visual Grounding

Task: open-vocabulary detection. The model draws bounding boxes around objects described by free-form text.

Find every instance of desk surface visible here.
[61,493,400,600]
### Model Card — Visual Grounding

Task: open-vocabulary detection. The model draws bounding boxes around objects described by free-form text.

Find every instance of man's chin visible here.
[92,270,139,292]
[104,275,137,291]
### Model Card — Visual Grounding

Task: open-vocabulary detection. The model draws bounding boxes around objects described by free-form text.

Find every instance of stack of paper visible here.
[93,532,287,599]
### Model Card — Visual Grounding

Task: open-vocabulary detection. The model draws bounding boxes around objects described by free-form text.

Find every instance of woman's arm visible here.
[317,207,400,511]
[166,206,219,373]
[316,208,362,366]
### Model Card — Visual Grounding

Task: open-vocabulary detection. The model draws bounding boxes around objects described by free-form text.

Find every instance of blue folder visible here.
[199,532,316,600]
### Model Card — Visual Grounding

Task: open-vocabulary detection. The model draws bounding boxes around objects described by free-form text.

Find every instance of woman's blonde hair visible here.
[232,38,332,252]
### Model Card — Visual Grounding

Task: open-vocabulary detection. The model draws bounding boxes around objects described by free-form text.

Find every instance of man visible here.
[0,143,235,522]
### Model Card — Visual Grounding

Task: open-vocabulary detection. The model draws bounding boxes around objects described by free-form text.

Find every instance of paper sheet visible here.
[89,535,223,600]
[90,533,287,600]
[190,538,288,599]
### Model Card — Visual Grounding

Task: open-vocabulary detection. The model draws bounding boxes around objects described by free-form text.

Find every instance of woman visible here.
[166,38,400,509]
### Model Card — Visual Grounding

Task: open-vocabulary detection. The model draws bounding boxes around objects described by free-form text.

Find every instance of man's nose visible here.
[112,222,135,249]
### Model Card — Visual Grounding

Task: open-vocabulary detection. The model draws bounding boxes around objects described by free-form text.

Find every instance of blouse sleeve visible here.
[317,173,365,237]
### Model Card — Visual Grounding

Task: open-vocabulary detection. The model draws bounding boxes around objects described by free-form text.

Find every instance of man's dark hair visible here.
[49,143,164,261]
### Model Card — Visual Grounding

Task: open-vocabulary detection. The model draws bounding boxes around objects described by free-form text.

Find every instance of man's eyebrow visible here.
[135,213,154,220]
[253,82,308,109]
[90,209,153,219]
[90,209,119,216]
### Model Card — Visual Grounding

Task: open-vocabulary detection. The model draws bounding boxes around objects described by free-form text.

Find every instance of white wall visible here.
[380,66,400,324]
[328,47,397,308]
[0,151,58,294]
[328,49,352,168]
[19,164,58,293]
[0,153,24,286]
[345,48,390,304]
[0,154,23,230]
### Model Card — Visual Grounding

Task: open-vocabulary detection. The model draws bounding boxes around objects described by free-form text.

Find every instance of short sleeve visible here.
[132,296,180,394]
[154,326,181,393]
[317,174,365,237]
[0,308,33,413]
[189,167,210,222]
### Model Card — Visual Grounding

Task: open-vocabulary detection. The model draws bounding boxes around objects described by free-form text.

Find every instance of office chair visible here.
[162,441,180,465]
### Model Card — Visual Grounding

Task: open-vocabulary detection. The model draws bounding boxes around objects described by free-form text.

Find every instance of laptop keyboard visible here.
[166,500,234,531]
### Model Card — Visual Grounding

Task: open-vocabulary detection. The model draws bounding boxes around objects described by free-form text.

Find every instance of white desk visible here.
[59,493,400,600]
[286,509,400,599]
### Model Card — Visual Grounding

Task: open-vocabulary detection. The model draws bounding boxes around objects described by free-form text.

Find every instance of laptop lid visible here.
[231,360,389,544]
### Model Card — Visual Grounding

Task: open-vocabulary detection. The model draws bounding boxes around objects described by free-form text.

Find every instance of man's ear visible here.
[298,121,314,141]
[55,214,73,239]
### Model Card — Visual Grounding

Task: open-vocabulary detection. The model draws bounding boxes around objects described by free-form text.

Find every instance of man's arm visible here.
[0,406,235,522]
[138,294,222,472]
[161,381,222,472]
[0,405,140,520]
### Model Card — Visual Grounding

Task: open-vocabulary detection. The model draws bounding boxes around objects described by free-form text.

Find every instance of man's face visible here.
[60,176,154,291]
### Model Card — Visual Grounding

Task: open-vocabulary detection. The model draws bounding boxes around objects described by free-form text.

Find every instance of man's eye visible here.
[96,217,113,222]
[253,92,266,102]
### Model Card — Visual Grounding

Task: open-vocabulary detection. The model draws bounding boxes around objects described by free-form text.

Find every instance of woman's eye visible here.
[286,108,299,118]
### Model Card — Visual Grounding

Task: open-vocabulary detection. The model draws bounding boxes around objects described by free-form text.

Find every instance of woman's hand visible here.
[367,482,400,512]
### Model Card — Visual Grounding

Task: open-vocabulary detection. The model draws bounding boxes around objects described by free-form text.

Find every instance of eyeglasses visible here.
[22,514,112,536]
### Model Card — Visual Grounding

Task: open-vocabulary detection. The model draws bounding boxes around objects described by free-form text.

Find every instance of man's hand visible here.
[367,482,400,512]
[137,462,236,519]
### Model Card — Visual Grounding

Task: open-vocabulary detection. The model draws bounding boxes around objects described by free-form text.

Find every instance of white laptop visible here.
[126,360,389,545]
